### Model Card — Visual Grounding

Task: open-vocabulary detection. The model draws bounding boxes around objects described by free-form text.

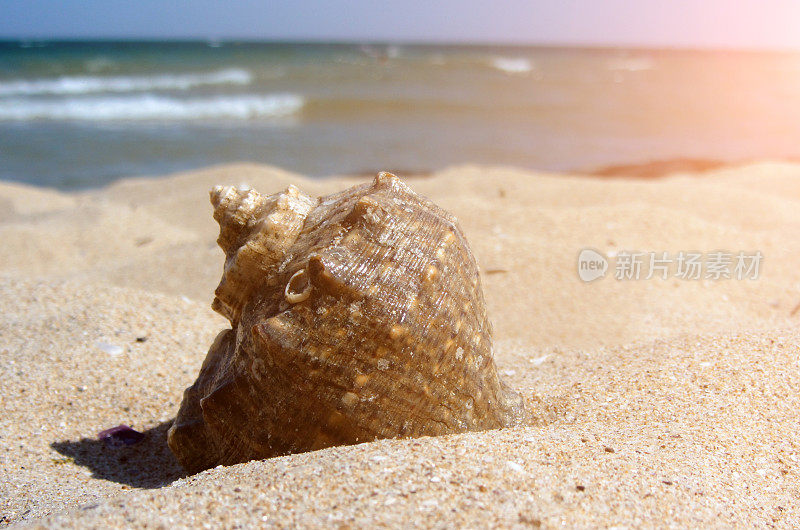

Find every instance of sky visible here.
[2,0,800,50]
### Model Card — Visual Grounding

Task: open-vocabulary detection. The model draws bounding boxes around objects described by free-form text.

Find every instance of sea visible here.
[2,40,800,189]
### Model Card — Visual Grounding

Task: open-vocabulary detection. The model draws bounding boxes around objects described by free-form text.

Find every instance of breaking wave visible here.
[0,93,304,121]
[490,57,533,74]
[0,68,253,96]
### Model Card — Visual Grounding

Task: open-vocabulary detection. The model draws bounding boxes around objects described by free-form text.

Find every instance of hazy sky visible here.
[3,0,800,50]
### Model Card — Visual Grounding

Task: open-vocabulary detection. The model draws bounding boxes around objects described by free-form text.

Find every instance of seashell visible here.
[168,173,524,473]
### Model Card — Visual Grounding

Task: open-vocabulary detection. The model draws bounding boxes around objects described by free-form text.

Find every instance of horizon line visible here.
[2,36,800,54]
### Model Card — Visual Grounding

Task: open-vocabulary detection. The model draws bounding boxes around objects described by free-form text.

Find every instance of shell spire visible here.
[169,174,524,473]
[209,184,316,325]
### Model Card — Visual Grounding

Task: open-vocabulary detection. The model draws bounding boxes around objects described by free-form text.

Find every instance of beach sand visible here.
[2,162,799,527]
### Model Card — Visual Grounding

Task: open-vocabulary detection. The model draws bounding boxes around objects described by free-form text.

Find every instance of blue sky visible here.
[2,0,800,50]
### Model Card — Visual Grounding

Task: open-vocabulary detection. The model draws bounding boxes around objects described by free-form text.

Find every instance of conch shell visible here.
[168,173,524,473]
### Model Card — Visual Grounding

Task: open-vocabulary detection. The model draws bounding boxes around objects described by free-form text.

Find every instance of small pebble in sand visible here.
[98,425,145,448]
[95,341,123,356]
[529,355,549,366]
[506,461,524,473]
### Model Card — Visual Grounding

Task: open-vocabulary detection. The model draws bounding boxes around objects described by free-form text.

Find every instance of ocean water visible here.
[2,41,800,189]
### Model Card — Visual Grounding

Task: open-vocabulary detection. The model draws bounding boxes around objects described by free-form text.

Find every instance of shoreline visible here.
[6,156,799,194]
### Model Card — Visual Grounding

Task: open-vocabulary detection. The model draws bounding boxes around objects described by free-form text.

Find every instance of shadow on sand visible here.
[51,420,185,489]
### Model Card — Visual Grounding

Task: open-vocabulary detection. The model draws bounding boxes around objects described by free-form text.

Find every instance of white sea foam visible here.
[490,57,533,74]
[0,68,253,96]
[0,93,304,121]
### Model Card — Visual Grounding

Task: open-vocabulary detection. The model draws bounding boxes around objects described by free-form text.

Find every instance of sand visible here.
[2,162,799,528]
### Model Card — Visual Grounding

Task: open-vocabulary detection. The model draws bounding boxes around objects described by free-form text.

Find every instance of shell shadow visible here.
[50,420,185,489]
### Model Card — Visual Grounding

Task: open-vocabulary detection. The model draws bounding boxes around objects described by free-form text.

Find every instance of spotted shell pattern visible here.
[167,173,524,473]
